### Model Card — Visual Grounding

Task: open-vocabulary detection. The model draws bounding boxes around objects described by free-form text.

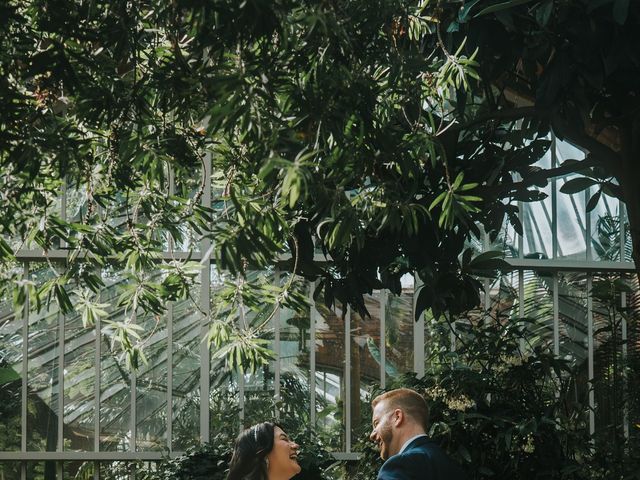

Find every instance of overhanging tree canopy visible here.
[1,0,636,369]
[439,0,640,271]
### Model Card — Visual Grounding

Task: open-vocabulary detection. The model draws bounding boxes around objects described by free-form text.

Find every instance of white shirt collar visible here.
[398,433,428,455]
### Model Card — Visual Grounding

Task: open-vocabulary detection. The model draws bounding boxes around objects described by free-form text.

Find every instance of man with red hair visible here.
[370,388,466,480]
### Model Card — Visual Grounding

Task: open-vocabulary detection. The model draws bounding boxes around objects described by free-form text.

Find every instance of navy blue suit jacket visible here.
[377,436,466,480]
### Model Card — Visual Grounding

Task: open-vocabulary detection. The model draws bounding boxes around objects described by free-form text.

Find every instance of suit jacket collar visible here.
[398,433,429,454]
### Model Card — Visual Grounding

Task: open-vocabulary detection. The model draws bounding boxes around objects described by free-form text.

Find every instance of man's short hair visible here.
[372,388,429,427]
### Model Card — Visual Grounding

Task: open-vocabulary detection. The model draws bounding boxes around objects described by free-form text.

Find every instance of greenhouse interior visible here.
[2,1,640,480]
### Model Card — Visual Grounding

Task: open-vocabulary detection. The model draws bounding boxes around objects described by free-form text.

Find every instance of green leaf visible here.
[458,0,483,22]
[452,172,464,190]
[559,177,597,194]
[586,190,602,213]
[457,444,472,463]
[467,250,510,273]
[535,0,554,27]
[0,367,20,385]
[0,237,14,260]
[414,285,434,322]
[429,191,448,210]
[475,0,537,17]
[613,0,630,24]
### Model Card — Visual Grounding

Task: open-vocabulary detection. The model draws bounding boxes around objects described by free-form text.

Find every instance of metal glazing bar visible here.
[61,178,67,249]
[587,274,595,436]
[621,291,629,439]
[553,273,559,357]
[14,249,204,262]
[58,309,65,452]
[309,281,316,428]
[131,324,137,452]
[345,307,351,453]
[586,188,592,261]
[168,165,175,251]
[517,173,524,258]
[167,163,175,450]
[166,303,173,451]
[323,371,328,429]
[199,286,210,442]
[0,451,187,461]
[504,258,635,272]
[380,290,387,389]
[331,452,361,461]
[484,229,491,310]
[274,270,281,421]
[551,133,558,258]
[94,308,101,452]
[238,301,246,429]
[413,277,425,378]
[518,270,525,352]
[620,203,626,261]
[199,153,212,443]
[22,263,28,453]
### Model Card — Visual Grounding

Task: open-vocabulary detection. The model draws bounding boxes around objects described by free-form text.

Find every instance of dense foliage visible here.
[2,0,639,370]
[436,0,640,272]
[350,279,640,480]
[0,0,557,368]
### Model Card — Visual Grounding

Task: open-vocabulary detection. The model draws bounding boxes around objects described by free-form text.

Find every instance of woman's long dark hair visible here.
[227,422,279,480]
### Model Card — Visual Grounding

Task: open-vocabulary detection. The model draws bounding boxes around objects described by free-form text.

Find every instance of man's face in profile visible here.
[370,401,395,460]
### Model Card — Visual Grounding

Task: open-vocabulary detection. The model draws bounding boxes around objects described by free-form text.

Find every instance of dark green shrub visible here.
[349,312,617,480]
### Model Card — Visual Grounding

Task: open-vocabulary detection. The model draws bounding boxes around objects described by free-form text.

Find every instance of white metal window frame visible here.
[1,136,637,478]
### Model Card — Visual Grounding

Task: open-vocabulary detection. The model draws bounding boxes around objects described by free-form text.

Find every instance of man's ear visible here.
[392,409,404,427]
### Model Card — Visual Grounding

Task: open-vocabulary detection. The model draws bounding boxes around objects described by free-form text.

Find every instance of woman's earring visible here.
[265,457,270,470]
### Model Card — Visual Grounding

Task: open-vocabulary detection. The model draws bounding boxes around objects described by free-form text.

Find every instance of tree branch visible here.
[451,106,538,134]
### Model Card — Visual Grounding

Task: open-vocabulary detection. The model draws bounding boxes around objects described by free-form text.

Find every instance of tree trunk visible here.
[618,118,640,287]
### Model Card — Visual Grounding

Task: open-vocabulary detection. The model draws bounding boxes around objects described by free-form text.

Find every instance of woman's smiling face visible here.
[267,426,301,479]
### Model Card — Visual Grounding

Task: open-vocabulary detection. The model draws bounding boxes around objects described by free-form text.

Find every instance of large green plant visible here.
[349,311,620,480]
[1,0,558,370]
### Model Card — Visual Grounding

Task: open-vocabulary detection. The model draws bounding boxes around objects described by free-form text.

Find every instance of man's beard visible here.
[379,424,394,460]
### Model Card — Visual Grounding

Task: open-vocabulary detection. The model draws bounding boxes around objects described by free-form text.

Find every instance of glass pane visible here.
[27,266,60,452]
[136,311,168,452]
[63,306,96,452]
[522,146,553,259]
[0,462,21,480]
[313,299,345,451]
[173,282,201,450]
[242,271,278,426]
[350,294,383,440]
[0,282,22,452]
[209,266,234,438]
[99,461,136,479]
[556,141,588,260]
[99,272,131,451]
[277,276,313,434]
[24,462,53,480]
[521,270,554,353]
[173,167,204,253]
[64,460,94,480]
[385,286,414,375]
[556,272,588,364]
[591,275,626,442]
[590,195,624,262]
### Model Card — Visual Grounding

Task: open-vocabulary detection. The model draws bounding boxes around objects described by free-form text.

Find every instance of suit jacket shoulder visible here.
[377,437,466,480]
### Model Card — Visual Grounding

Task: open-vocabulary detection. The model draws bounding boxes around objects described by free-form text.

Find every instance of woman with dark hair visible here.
[227,421,301,480]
